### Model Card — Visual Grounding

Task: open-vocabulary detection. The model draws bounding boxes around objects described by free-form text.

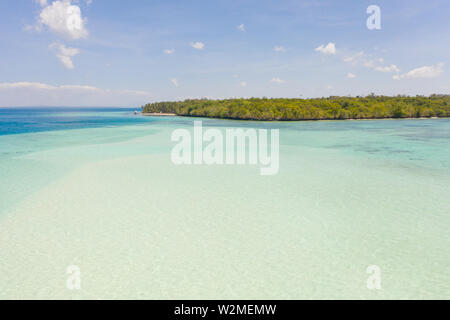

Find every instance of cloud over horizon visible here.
[274,46,286,52]
[270,77,286,84]
[393,63,444,80]
[170,78,179,87]
[0,82,152,107]
[315,42,336,55]
[375,65,400,73]
[190,42,205,50]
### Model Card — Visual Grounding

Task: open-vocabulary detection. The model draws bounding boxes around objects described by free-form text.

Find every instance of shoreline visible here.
[141,113,447,122]
[142,112,177,116]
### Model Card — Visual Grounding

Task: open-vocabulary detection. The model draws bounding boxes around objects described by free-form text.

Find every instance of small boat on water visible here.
[133,111,139,115]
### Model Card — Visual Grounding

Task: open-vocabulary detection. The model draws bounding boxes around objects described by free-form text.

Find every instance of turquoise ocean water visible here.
[0,108,449,299]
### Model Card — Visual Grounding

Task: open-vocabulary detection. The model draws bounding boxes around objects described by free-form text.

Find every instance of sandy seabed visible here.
[1,119,449,299]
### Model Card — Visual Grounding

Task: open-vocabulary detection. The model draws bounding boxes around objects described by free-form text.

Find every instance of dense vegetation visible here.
[142,94,450,121]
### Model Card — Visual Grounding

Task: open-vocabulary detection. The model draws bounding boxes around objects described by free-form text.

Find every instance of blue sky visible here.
[0,0,449,106]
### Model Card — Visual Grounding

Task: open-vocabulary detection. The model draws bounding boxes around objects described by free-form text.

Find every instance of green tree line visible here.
[142,94,450,121]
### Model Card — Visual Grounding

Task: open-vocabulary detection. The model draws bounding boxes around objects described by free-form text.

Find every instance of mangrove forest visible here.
[142,94,450,121]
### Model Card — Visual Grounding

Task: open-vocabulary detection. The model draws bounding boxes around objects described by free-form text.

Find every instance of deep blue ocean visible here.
[0,107,151,136]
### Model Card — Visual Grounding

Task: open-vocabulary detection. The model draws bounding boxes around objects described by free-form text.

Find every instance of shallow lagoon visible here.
[0,108,449,299]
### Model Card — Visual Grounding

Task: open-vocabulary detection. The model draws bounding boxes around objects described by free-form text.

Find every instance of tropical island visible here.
[142,94,450,121]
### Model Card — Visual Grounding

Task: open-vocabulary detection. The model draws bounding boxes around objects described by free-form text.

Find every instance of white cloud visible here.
[86,0,93,5]
[35,0,48,6]
[163,49,175,55]
[49,42,80,69]
[0,82,54,90]
[273,46,286,52]
[270,77,286,84]
[0,82,152,107]
[393,63,444,80]
[237,24,245,31]
[315,42,336,55]
[347,73,356,79]
[343,50,402,75]
[375,65,400,73]
[190,42,205,50]
[405,63,444,78]
[344,52,385,67]
[343,51,364,63]
[36,0,88,40]
[240,81,247,87]
[171,78,179,87]
[363,60,376,68]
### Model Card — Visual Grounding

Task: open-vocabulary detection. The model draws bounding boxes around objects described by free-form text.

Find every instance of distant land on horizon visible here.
[142,94,450,121]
